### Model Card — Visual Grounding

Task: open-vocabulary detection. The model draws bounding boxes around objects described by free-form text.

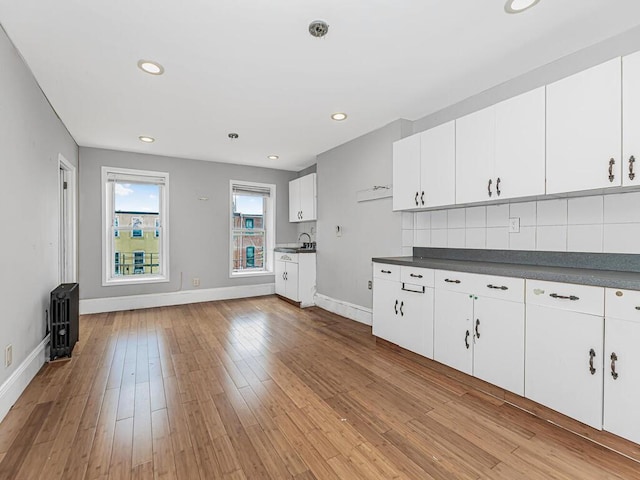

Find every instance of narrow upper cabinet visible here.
[392,134,421,210]
[546,57,622,194]
[289,173,317,222]
[623,51,640,186]
[420,120,456,208]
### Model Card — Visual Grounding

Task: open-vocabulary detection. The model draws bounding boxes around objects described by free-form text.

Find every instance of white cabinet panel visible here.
[434,289,474,375]
[525,304,604,429]
[397,285,434,359]
[420,121,456,208]
[546,58,622,194]
[372,277,401,345]
[289,174,317,222]
[456,106,495,204]
[393,135,422,210]
[623,51,640,187]
[288,178,300,222]
[286,262,299,301]
[494,87,546,200]
[275,259,286,297]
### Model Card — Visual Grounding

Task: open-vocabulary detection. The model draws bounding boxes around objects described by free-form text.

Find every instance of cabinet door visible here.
[604,317,640,444]
[455,106,496,204]
[275,260,287,296]
[285,262,299,301]
[289,178,301,222]
[623,51,640,187]
[546,58,622,194]
[473,297,525,396]
[392,135,422,211]
[420,121,456,208]
[434,289,474,375]
[494,87,546,200]
[298,173,317,221]
[373,278,400,343]
[397,286,434,359]
[525,304,604,429]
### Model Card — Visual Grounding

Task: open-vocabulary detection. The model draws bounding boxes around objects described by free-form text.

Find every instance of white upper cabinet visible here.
[546,58,622,194]
[456,106,496,204]
[392,134,422,210]
[289,173,316,222]
[494,87,546,200]
[623,51,640,187]
[420,121,456,208]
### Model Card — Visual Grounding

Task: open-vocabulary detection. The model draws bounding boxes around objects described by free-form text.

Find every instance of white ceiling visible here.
[2,1,640,172]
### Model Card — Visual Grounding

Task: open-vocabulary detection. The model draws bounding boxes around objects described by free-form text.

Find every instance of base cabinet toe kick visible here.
[372,261,640,447]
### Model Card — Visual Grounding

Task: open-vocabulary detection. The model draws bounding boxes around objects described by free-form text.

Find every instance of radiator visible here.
[50,283,79,361]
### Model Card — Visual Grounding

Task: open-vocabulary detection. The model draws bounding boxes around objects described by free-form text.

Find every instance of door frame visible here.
[58,153,77,283]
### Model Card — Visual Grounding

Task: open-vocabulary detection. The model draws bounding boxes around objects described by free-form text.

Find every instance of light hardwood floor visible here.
[0,295,639,479]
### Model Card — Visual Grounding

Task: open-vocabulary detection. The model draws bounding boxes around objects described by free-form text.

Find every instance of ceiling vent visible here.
[308,20,329,38]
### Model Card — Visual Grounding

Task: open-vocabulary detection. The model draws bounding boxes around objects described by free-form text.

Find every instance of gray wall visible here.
[0,26,78,386]
[316,119,411,309]
[79,147,298,299]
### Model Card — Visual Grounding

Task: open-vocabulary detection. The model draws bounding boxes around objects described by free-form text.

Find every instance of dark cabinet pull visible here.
[415,192,419,206]
[496,177,501,196]
[399,301,404,316]
[394,299,398,315]
[464,330,470,349]
[610,352,619,380]
[444,279,461,284]
[421,191,425,206]
[475,319,480,339]
[487,178,493,197]
[487,284,508,290]
[609,158,615,182]
[589,349,596,375]
[381,270,392,274]
[410,273,423,278]
[630,156,636,181]
[549,293,579,301]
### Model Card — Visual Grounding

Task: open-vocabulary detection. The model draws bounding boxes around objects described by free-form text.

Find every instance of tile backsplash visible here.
[401,191,640,256]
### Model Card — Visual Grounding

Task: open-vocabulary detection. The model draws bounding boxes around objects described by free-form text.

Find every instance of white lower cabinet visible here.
[525,280,605,429]
[275,252,316,307]
[434,289,474,374]
[603,288,640,444]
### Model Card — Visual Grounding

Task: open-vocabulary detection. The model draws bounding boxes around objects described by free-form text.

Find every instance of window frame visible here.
[229,180,276,278]
[101,166,170,286]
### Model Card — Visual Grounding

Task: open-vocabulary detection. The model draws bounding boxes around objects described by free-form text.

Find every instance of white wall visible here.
[78,147,299,300]
[0,25,78,405]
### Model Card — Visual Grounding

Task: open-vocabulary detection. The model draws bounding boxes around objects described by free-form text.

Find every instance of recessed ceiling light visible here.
[331,112,347,121]
[504,0,541,14]
[267,155,279,160]
[138,135,155,143]
[137,60,164,75]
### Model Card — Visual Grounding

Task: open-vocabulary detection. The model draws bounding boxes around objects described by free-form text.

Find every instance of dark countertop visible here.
[275,247,316,254]
[373,248,640,290]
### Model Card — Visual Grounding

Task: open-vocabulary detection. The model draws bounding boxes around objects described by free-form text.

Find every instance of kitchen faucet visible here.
[298,232,311,244]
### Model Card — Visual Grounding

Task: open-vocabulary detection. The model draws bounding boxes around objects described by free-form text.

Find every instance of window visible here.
[102,167,169,285]
[230,181,275,276]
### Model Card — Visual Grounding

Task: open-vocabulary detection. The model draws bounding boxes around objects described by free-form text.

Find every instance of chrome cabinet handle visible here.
[609,158,615,182]
[414,192,419,206]
[399,301,404,316]
[464,330,470,349]
[610,352,619,380]
[589,349,596,375]
[496,177,501,197]
[421,191,425,206]
[549,293,579,301]
[410,273,423,278]
[487,284,508,290]
[630,156,636,181]
[475,319,480,339]
[487,179,493,197]
[444,279,461,284]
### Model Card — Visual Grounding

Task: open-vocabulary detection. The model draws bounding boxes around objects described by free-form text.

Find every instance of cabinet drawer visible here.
[373,263,400,282]
[401,266,434,288]
[276,252,298,263]
[526,279,604,316]
[435,270,478,293]
[605,288,640,323]
[477,275,524,303]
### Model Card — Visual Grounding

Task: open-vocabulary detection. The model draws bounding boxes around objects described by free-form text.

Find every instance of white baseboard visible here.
[0,335,49,423]
[314,294,373,326]
[80,283,275,314]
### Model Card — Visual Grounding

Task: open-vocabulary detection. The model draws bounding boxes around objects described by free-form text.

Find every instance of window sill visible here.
[230,270,274,278]
[103,275,169,287]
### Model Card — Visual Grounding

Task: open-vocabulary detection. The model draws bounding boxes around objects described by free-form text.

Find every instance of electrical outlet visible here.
[368,280,372,290]
[5,345,12,368]
[192,277,200,287]
[508,217,521,233]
